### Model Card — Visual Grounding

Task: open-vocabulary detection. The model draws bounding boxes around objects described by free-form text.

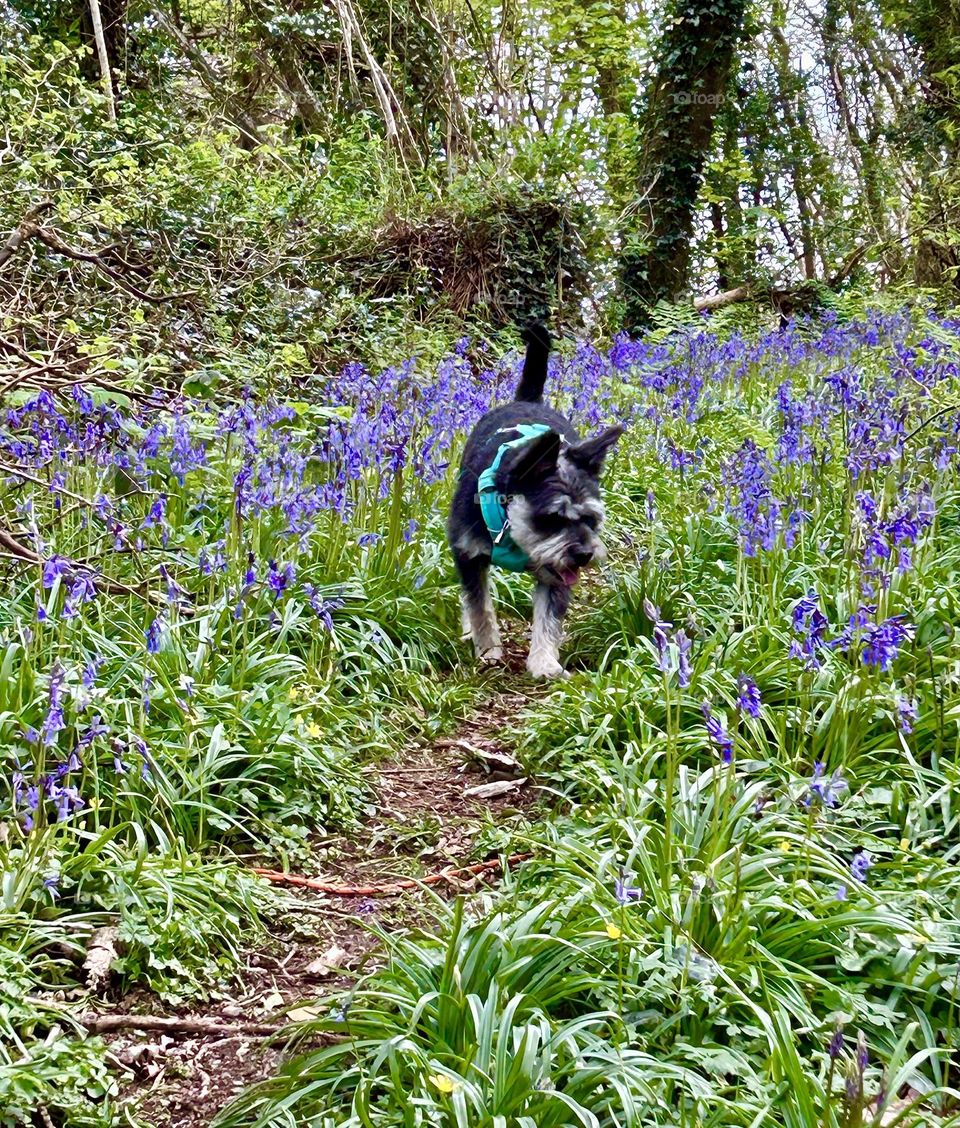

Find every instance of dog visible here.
[447,324,623,679]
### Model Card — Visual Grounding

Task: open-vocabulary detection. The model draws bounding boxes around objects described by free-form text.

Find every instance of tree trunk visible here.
[88,0,117,121]
[769,18,817,280]
[881,0,960,293]
[621,0,749,329]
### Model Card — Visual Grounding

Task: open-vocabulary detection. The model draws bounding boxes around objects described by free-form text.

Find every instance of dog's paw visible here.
[526,655,567,680]
[479,646,503,665]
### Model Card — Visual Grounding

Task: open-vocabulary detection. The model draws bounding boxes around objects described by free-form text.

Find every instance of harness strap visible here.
[476,424,551,572]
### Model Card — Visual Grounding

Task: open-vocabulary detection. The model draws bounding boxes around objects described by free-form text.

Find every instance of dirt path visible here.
[107,653,541,1128]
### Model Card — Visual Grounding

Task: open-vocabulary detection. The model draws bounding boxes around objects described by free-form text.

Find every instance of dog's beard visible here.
[507,496,606,586]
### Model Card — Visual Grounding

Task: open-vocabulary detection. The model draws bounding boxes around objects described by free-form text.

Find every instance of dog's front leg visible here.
[456,553,502,662]
[527,583,570,679]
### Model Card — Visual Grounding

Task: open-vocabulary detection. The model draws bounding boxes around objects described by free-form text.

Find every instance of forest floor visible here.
[105,639,544,1127]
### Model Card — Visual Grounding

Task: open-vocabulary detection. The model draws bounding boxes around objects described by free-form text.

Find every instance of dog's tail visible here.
[514,323,551,403]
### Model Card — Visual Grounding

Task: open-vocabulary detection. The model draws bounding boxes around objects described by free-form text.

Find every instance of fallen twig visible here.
[78,1013,286,1037]
[0,526,168,606]
[252,851,533,896]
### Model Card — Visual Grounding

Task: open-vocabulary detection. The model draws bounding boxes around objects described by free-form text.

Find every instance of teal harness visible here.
[475,424,551,572]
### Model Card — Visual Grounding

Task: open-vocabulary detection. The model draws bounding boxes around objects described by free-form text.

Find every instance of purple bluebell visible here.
[77,715,110,748]
[861,616,912,671]
[675,630,692,688]
[145,615,164,654]
[302,584,343,632]
[267,559,296,596]
[614,871,643,904]
[896,696,917,734]
[42,556,68,588]
[806,761,848,808]
[82,655,103,689]
[850,850,871,883]
[737,675,761,717]
[701,702,733,763]
[790,592,829,669]
[41,663,67,747]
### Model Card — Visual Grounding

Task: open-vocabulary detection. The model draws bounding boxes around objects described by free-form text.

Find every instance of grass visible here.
[4,303,960,1125]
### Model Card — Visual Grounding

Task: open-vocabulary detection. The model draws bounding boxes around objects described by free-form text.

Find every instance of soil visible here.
[100,643,547,1128]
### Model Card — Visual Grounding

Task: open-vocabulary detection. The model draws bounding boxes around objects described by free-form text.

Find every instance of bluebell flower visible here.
[142,494,167,529]
[614,870,643,904]
[41,664,67,747]
[806,761,848,808]
[145,615,164,654]
[850,850,871,883]
[81,655,103,689]
[790,592,829,668]
[357,532,381,547]
[112,738,131,775]
[133,736,151,780]
[62,572,97,618]
[861,616,912,671]
[267,559,296,596]
[737,675,761,717]
[42,556,69,588]
[675,630,692,687]
[302,584,343,632]
[701,702,733,763]
[896,695,917,734]
[77,715,110,748]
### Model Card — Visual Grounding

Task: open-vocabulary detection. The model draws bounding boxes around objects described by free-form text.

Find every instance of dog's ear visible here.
[566,424,624,475]
[499,430,562,487]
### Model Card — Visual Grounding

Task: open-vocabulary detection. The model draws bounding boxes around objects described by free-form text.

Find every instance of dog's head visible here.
[496,425,624,586]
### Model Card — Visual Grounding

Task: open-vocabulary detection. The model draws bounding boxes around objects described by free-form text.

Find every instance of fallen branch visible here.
[0,526,168,606]
[0,203,54,271]
[693,284,752,312]
[252,851,533,897]
[0,204,194,304]
[79,1013,285,1037]
[32,226,195,305]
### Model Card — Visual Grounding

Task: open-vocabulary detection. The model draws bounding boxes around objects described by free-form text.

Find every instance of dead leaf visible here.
[464,778,527,800]
[304,943,347,978]
[472,749,520,775]
[261,991,285,1011]
[83,926,120,992]
[286,1005,323,1022]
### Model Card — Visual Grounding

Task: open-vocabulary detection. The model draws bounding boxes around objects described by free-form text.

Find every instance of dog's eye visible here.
[581,514,599,531]
[536,513,568,534]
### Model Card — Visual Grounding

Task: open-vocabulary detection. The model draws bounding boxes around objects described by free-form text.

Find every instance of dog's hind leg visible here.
[527,582,570,679]
[455,553,502,662]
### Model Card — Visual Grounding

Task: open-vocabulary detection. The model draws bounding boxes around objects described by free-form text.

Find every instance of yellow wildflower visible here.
[288,686,300,702]
[605,922,622,940]
[429,1074,456,1094]
[305,721,322,739]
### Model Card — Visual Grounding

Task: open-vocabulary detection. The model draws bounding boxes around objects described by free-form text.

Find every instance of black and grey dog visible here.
[447,325,623,678]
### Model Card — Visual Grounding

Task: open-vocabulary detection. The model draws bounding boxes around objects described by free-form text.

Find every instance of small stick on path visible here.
[79,1014,286,1037]
[252,851,533,896]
